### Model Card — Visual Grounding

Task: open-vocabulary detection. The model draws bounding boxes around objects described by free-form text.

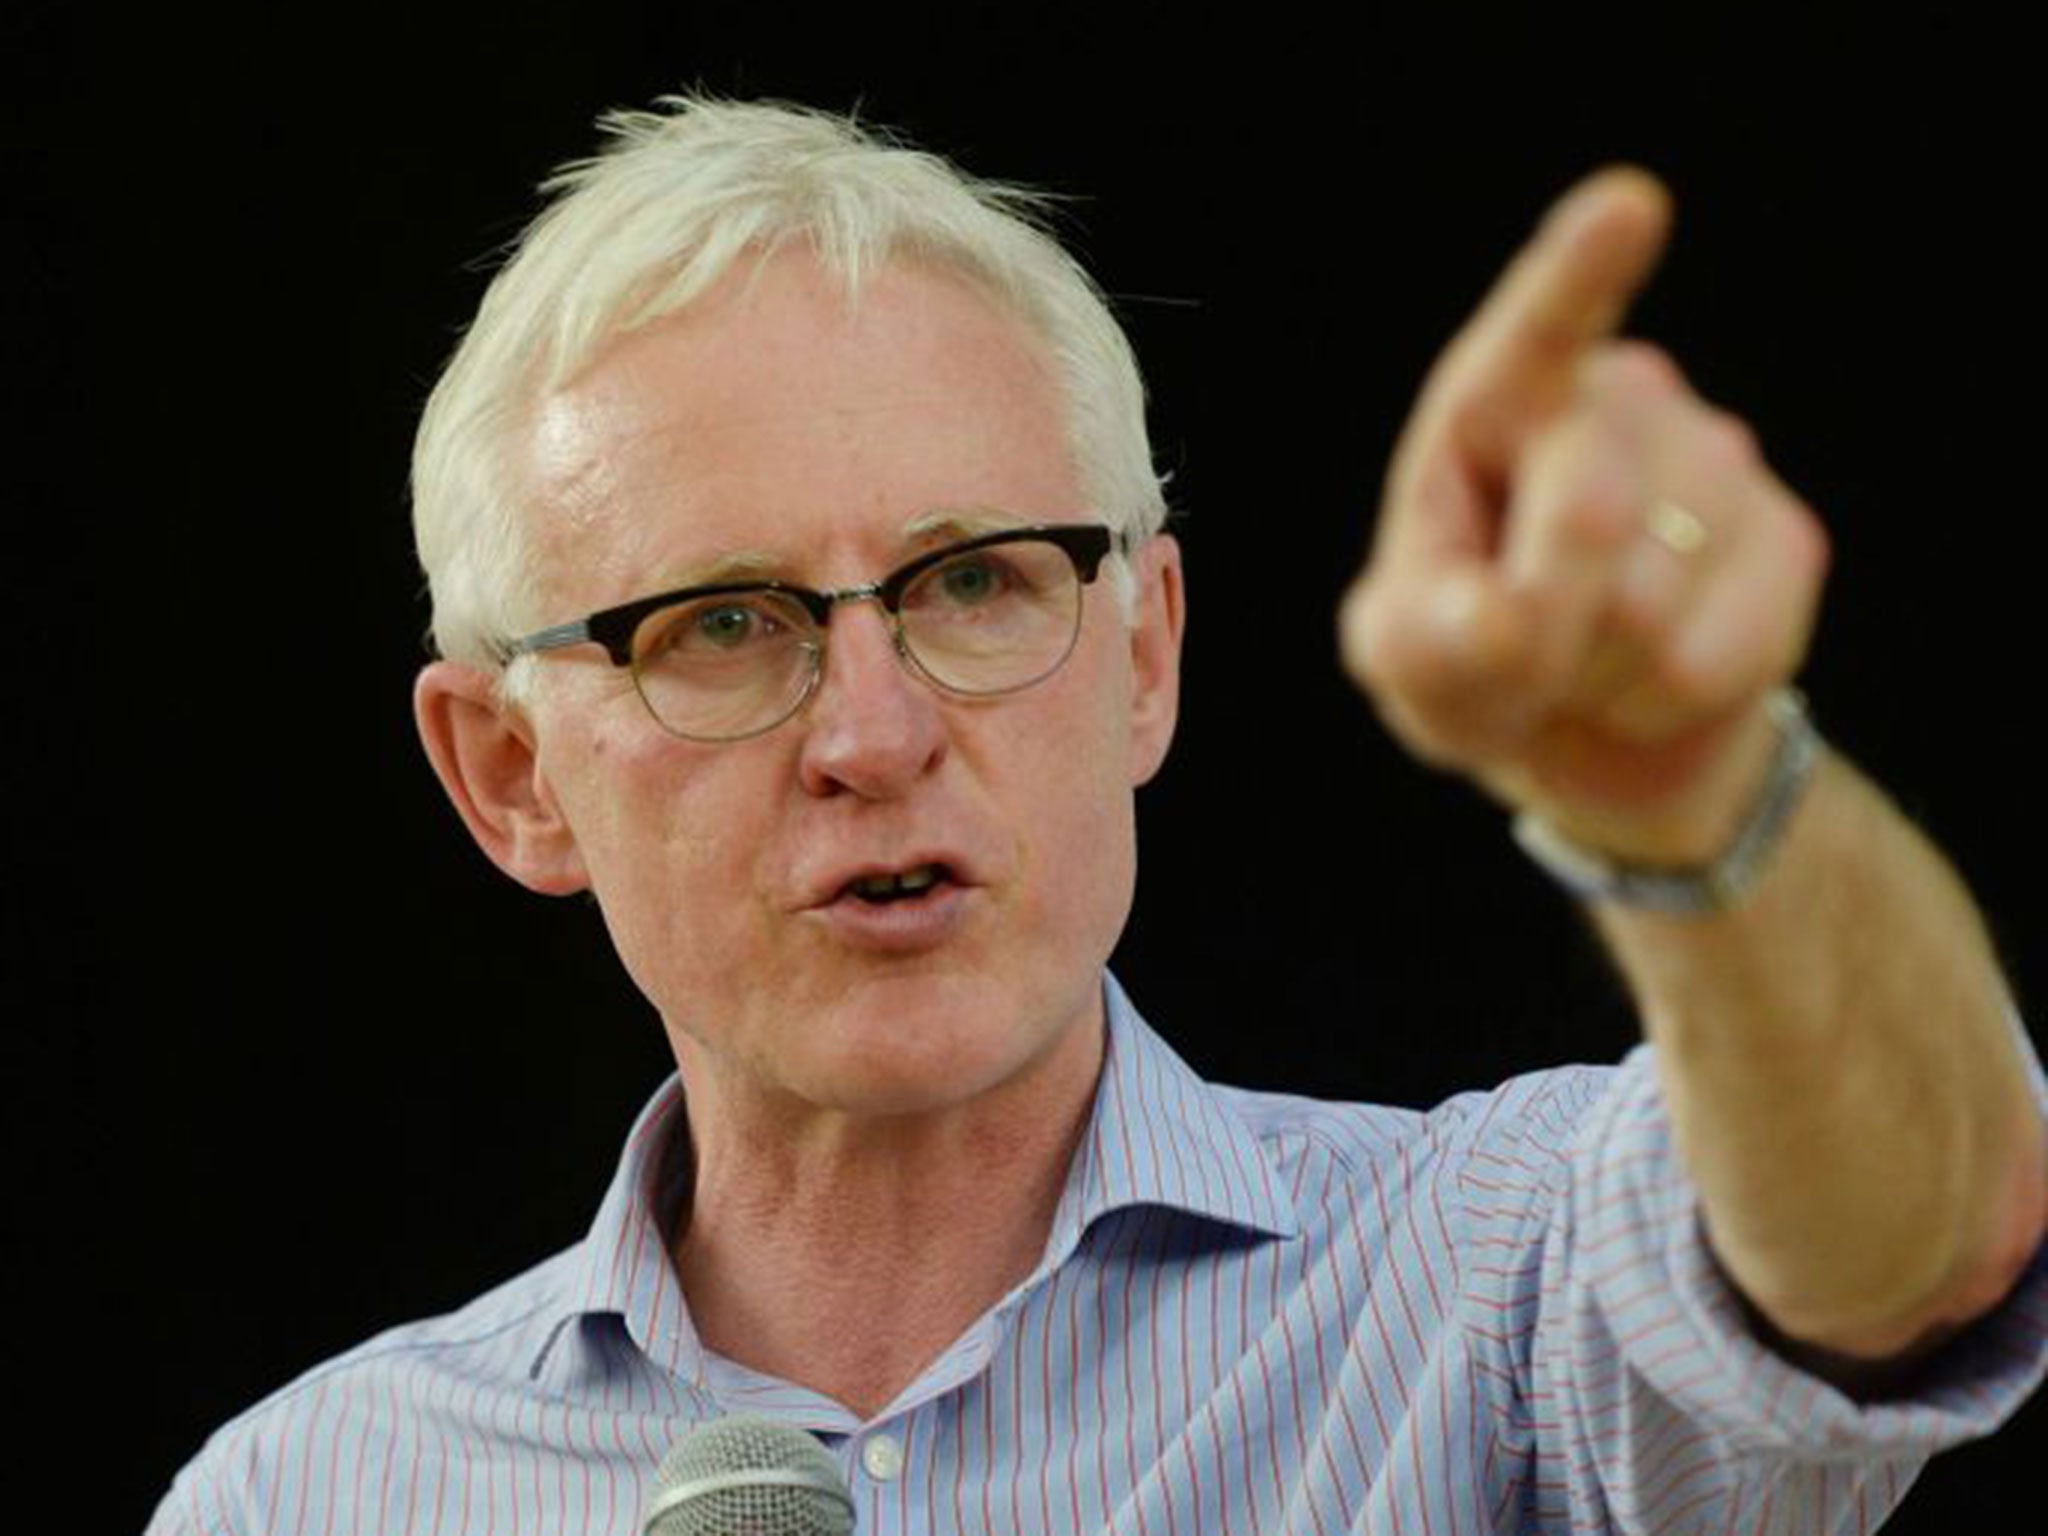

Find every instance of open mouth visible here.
[839,863,955,905]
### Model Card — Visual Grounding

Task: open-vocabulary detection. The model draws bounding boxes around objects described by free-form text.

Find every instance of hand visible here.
[1339,169,1831,866]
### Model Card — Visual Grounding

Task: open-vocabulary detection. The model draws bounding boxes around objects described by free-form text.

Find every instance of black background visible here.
[17,2,2045,1529]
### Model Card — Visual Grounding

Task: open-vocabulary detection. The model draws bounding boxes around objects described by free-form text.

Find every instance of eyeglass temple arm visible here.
[498,619,594,662]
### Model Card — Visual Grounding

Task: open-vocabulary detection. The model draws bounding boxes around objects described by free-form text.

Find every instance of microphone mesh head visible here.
[643,1414,855,1535]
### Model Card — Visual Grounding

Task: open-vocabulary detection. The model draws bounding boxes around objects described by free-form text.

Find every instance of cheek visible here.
[1047,792,1138,958]
[1007,661,1142,961]
[544,721,777,999]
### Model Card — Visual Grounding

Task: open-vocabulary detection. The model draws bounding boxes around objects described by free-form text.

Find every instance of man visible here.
[148,95,2046,1533]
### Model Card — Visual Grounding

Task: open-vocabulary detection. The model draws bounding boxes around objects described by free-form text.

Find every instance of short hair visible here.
[410,95,1170,693]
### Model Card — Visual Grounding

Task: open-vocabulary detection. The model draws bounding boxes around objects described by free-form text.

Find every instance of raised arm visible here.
[1338,168,2046,1365]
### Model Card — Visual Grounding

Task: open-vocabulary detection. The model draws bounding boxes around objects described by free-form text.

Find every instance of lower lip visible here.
[807,882,976,951]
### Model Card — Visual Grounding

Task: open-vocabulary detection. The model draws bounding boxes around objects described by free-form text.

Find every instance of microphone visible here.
[642,1414,857,1535]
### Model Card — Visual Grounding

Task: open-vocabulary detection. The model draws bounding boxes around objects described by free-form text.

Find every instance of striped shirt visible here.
[148,974,2048,1534]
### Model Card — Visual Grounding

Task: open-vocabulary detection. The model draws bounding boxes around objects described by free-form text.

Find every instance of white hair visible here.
[410,95,1169,694]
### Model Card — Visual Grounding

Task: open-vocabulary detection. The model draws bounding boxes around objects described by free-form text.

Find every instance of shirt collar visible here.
[548,1073,706,1382]
[537,971,1299,1380]
[1044,971,1301,1260]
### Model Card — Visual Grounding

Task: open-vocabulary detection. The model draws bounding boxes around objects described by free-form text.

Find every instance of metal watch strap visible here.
[1510,689,1821,915]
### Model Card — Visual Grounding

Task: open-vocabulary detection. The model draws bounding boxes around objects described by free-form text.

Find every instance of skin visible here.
[415,172,2045,1416]
[415,249,1185,1415]
[1340,169,2047,1367]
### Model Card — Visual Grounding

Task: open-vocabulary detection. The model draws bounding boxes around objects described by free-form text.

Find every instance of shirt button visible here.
[861,1432,904,1482]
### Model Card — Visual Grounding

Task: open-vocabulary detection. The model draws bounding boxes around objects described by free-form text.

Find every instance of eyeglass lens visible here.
[627,536,1089,741]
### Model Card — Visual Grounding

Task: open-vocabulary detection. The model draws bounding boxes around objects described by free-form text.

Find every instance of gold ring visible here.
[1645,498,1708,556]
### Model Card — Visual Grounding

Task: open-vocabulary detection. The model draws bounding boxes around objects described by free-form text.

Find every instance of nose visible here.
[794,598,948,799]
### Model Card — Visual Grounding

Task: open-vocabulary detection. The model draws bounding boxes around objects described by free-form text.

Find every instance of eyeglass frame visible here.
[495,521,1138,740]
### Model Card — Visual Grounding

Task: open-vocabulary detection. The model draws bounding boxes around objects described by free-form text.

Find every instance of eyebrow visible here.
[902,508,1015,545]
[659,509,1024,590]
[669,548,783,587]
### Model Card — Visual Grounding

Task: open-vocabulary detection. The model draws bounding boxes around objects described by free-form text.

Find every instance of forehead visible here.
[520,249,1080,607]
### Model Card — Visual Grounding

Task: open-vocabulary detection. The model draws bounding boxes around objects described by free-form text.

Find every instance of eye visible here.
[694,603,768,649]
[929,553,1013,607]
[640,593,799,662]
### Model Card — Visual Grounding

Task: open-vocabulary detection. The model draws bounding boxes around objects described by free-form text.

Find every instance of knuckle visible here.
[1615,338,1684,390]
[1787,499,1832,583]
[1554,473,1640,551]
[1581,338,1684,400]
[1361,613,1456,699]
[1343,573,1544,774]
[1363,615,1493,711]
[1336,582,1383,682]
[1697,409,1760,471]
[1339,579,1438,700]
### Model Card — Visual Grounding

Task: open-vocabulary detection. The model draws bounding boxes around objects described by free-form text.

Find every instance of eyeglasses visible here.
[499,522,1132,742]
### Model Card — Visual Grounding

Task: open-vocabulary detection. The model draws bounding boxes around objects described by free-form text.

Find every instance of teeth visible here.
[851,865,943,900]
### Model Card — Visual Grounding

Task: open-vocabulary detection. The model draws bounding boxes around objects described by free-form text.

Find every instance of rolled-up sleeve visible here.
[1501,1039,2048,1533]
[1449,1028,2039,1531]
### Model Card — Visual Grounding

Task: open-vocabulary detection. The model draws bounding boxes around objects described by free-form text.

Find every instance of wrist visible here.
[1512,690,1820,914]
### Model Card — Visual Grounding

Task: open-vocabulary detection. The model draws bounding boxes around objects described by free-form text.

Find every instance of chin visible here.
[783,974,1088,1119]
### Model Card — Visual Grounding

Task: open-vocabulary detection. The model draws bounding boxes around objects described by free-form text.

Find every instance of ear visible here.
[413,661,590,895]
[1126,533,1186,787]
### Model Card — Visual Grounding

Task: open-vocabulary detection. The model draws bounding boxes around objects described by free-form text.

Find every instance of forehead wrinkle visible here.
[531,349,770,521]
[532,387,760,610]
[534,377,971,571]
[527,393,625,536]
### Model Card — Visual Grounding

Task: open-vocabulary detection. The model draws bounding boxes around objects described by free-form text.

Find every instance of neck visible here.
[669,1009,1104,1420]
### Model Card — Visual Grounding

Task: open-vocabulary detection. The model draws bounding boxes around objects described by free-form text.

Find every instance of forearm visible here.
[1592,747,2047,1359]
[1341,166,2047,1361]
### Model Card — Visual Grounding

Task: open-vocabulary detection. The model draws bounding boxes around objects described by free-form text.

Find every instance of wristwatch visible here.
[1510,689,1821,916]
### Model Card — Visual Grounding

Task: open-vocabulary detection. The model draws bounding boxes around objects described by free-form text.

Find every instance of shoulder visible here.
[146,1245,584,1535]
[1215,1059,1621,1189]
[238,1241,583,1413]
[1202,1060,1628,1305]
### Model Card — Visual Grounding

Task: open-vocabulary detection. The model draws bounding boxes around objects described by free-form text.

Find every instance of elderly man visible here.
[148,97,2046,1533]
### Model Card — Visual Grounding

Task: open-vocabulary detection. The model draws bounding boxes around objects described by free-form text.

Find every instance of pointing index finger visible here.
[1425,165,1675,467]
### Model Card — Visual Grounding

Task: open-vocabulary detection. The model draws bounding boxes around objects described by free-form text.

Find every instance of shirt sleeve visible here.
[1516,1031,2048,1534]
[141,1470,229,1536]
